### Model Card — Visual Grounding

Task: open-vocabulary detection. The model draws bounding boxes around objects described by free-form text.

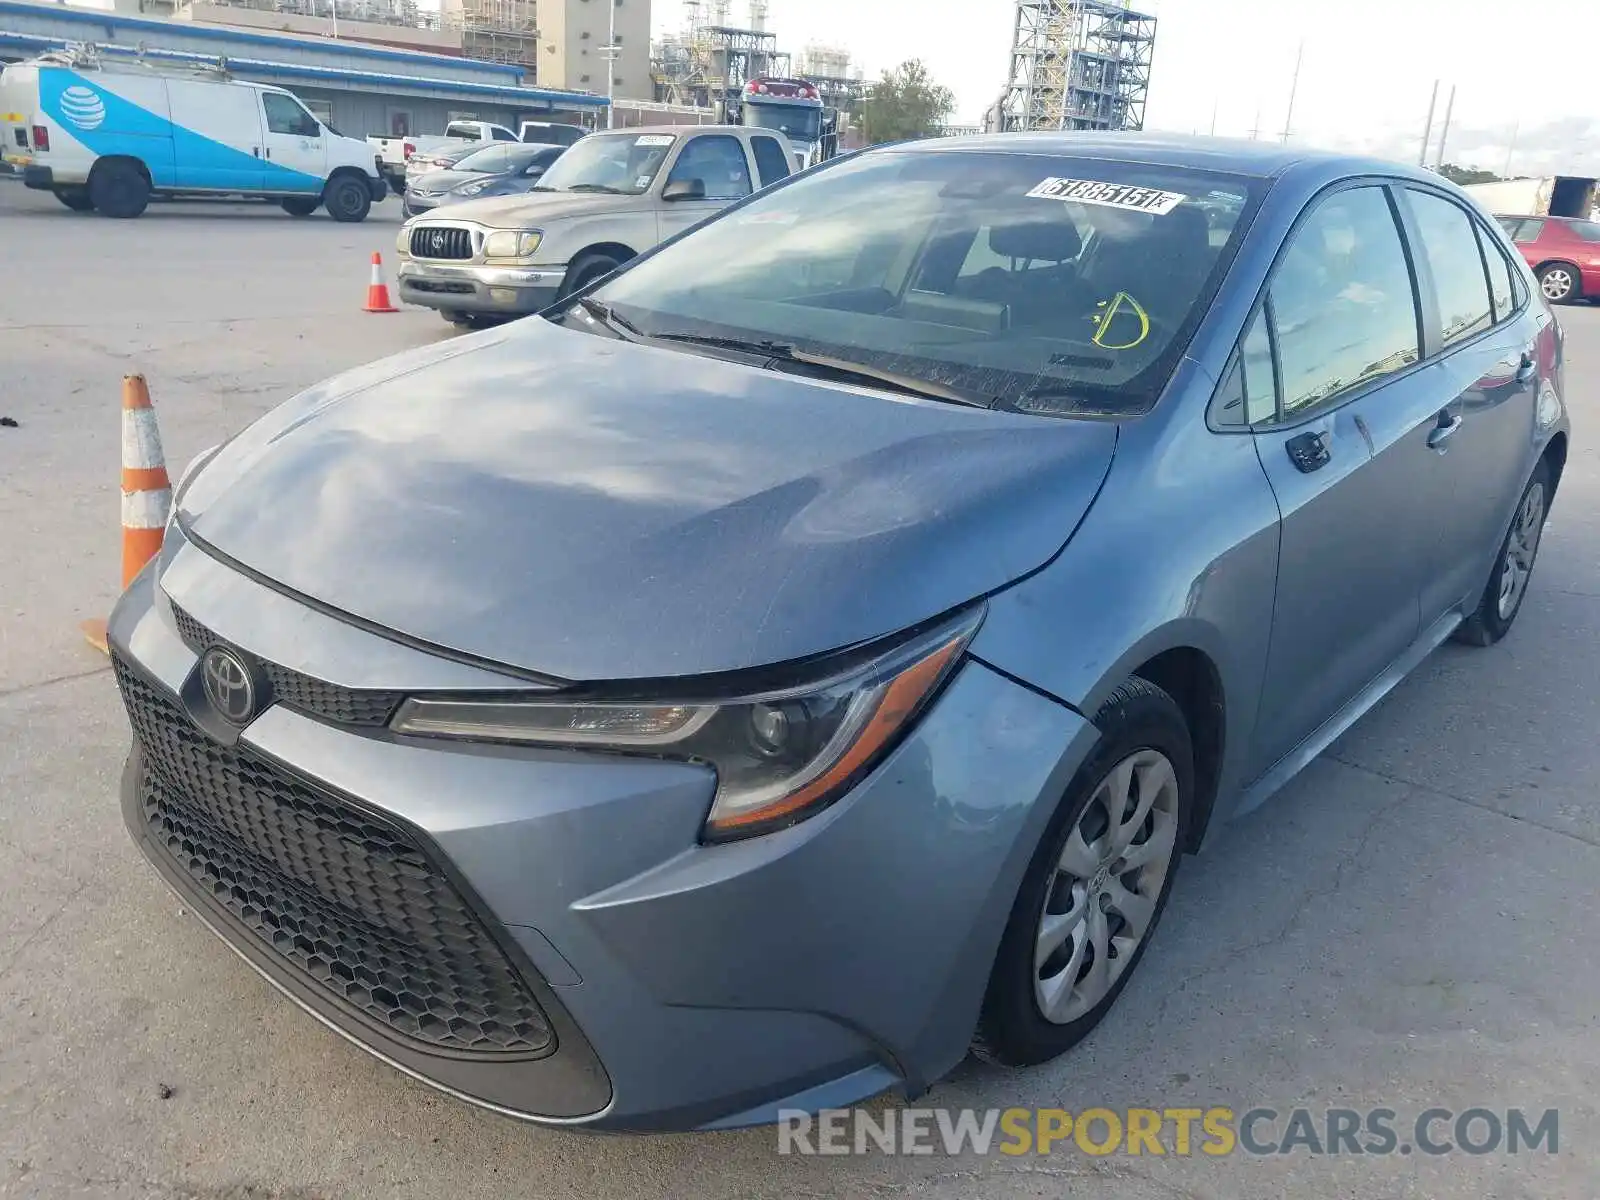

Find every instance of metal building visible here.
[998,0,1156,133]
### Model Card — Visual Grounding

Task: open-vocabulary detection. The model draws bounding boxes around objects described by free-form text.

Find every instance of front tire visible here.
[281,196,320,217]
[53,187,93,211]
[1454,457,1551,647]
[557,251,624,300]
[974,677,1192,1067]
[88,160,150,218]
[323,175,371,223]
[1537,263,1580,304]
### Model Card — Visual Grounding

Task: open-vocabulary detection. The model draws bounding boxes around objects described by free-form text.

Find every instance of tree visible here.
[1436,163,1502,186]
[861,60,955,145]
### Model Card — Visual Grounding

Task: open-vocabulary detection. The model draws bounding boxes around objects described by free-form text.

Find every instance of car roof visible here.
[595,124,745,137]
[884,132,1444,183]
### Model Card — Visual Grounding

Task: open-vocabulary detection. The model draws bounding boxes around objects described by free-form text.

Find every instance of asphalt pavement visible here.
[1,181,1597,1199]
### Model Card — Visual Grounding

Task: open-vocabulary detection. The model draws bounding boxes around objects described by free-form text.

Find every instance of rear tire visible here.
[1454,457,1551,647]
[557,251,624,300]
[281,196,320,217]
[439,309,493,329]
[88,160,150,218]
[323,175,371,223]
[53,187,94,212]
[1537,262,1580,304]
[973,677,1193,1067]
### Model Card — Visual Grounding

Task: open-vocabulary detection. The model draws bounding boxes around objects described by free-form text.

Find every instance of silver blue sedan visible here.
[402,142,565,216]
[109,133,1569,1132]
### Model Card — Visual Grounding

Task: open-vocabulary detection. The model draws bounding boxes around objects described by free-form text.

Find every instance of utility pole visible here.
[1503,118,1519,178]
[1435,83,1456,169]
[1249,102,1261,141]
[1418,79,1438,166]
[1280,40,1303,144]
[602,0,619,129]
[1209,98,1218,137]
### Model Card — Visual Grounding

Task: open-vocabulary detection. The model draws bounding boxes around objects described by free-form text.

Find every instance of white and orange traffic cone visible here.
[364,252,399,313]
[81,374,171,655]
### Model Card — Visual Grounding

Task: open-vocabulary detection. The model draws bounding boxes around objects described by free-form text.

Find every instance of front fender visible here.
[969,378,1281,847]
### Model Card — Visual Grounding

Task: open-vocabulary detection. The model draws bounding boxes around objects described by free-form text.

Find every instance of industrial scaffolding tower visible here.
[999,0,1157,133]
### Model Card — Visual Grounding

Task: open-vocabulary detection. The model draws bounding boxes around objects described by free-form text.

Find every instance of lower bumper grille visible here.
[114,654,553,1057]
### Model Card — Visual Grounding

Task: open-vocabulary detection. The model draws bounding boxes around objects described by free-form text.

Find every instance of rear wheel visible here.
[53,187,93,212]
[439,309,494,330]
[1537,263,1580,303]
[88,160,150,218]
[1454,457,1551,647]
[281,196,320,217]
[974,678,1193,1066]
[323,175,371,223]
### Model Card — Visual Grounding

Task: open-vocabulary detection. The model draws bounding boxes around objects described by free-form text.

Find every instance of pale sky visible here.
[654,0,1600,177]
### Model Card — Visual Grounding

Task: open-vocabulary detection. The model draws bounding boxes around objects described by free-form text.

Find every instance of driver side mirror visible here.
[662,178,707,202]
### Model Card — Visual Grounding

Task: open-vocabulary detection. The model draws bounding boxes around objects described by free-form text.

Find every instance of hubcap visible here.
[1497,481,1546,620]
[1542,270,1573,300]
[1033,748,1180,1026]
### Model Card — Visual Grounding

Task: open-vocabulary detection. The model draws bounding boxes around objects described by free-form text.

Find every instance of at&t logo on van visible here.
[57,84,106,131]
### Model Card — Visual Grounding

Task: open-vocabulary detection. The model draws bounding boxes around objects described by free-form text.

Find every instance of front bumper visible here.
[397,258,565,316]
[108,529,1094,1130]
[21,164,53,190]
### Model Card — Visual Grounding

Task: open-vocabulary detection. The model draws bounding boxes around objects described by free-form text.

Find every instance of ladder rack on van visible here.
[31,42,235,83]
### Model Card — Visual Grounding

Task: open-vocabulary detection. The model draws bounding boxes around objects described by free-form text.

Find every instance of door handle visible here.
[1516,350,1537,383]
[251,146,260,157]
[1285,429,1331,473]
[1427,411,1463,450]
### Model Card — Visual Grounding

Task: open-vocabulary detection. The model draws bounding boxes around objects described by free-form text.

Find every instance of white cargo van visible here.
[0,50,387,220]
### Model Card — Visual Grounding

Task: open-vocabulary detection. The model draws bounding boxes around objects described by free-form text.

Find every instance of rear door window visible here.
[1405,189,1495,346]
[1478,226,1518,321]
[1267,185,1421,421]
[751,135,792,188]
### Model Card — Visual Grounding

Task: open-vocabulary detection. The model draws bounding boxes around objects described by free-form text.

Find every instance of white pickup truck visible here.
[368,119,520,194]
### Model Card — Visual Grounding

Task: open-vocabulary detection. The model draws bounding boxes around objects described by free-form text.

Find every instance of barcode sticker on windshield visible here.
[1027,177,1188,214]
[635,134,676,146]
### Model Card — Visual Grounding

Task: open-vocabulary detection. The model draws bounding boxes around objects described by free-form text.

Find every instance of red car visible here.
[1497,213,1600,303]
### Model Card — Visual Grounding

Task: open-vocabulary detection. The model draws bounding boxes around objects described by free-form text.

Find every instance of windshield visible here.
[744,102,821,143]
[453,144,516,173]
[534,131,676,195]
[586,150,1261,417]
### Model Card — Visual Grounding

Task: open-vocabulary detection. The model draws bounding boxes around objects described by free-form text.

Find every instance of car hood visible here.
[409,168,486,193]
[179,323,1117,682]
[418,191,634,227]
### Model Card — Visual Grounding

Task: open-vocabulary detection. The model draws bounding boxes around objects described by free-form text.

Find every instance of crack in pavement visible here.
[0,879,92,987]
[0,665,112,701]
[1326,754,1600,854]
[1151,780,1414,1024]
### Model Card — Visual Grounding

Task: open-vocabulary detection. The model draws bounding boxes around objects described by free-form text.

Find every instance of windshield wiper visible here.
[569,296,644,340]
[563,183,626,194]
[647,334,993,408]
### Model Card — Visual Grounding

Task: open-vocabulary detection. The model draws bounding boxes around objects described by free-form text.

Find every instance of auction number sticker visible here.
[635,134,676,146]
[1027,177,1188,214]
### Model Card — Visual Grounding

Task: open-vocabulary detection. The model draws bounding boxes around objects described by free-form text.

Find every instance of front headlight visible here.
[395,224,410,254]
[390,608,981,840]
[455,179,493,196]
[482,230,541,260]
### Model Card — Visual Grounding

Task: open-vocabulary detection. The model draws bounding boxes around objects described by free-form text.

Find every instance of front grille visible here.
[409,226,474,260]
[169,604,402,729]
[115,655,554,1056]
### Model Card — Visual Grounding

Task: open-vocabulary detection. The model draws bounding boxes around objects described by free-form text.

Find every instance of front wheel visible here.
[557,252,624,300]
[323,175,372,223]
[281,196,320,217]
[1538,263,1580,304]
[974,677,1192,1067]
[53,187,94,211]
[1454,457,1551,647]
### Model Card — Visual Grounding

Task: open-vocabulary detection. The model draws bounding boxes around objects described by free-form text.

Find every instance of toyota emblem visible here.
[429,230,447,253]
[201,646,257,725]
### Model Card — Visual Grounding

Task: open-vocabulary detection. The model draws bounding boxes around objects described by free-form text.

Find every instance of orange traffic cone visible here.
[364,252,399,313]
[81,374,171,655]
